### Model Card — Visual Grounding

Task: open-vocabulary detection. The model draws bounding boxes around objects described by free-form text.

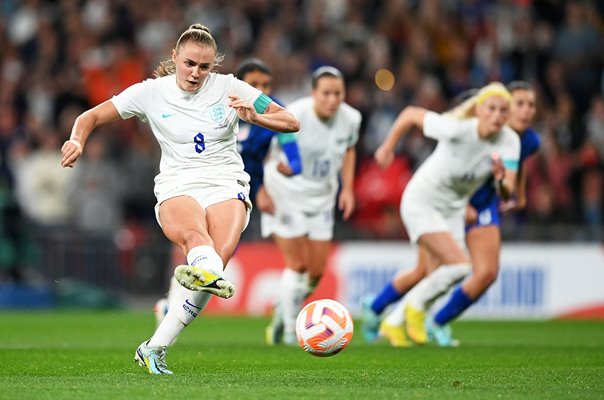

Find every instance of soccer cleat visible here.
[404,304,428,344]
[154,298,169,328]
[427,320,460,347]
[378,320,412,347]
[360,294,381,342]
[174,265,235,299]
[265,302,284,345]
[282,330,298,347]
[134,340,173,375]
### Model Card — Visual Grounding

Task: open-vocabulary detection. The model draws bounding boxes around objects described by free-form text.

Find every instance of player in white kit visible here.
[374,82,520,345]
[60,24,299,374]
[262,67,361,345]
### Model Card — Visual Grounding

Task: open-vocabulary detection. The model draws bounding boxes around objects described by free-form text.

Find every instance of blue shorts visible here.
[466,198,500,232]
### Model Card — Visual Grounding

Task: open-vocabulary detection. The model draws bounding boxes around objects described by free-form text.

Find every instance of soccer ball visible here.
[295,299,354,357]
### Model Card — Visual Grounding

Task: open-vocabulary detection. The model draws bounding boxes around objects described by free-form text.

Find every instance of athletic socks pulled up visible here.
[433,286,474,326]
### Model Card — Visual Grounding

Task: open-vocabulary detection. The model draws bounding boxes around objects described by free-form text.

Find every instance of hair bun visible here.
[189,23,210,34]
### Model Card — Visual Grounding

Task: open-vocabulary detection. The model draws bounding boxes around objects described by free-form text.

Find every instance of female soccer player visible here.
[363,82,540,347]
[152,58,303,330]
[263,66,361,345]
[60,24,299,374]
[373,82,520,345]
[427,81,540,345]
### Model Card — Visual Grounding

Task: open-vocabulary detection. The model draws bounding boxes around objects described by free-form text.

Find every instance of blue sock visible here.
[433,286,474,326]
[371,282,403,315]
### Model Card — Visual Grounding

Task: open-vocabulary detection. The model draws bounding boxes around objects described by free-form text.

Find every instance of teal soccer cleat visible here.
[427,320,460,347]
[360,294,381,342]
[134,340,173,375]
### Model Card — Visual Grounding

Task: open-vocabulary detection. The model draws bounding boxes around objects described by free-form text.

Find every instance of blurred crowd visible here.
[0,0,603,279]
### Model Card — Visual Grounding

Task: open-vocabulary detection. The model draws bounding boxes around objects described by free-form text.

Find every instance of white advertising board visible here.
[332,242,604,319]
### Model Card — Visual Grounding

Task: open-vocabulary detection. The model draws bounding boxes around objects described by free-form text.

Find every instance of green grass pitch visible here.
[0,311,602,400]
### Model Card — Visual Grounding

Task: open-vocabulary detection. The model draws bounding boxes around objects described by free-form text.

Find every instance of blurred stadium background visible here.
[0,0,603,317]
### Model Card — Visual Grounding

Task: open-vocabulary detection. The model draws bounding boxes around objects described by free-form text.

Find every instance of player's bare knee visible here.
[475,267,498,287]
[289,261,307,272]
[181,229,212,250]
[483,268,498,286]
[285,253,308,271]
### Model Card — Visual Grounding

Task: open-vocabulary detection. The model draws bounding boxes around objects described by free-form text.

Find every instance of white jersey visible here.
[264,97,361,212]
[110,73,266,204]
[404,111,520,215]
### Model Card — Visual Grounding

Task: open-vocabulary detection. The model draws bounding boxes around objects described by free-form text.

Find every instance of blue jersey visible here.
[467,127,540,229]
[237,97,301,202]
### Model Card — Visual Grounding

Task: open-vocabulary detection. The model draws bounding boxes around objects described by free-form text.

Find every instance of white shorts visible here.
[400,191,465,246]
[260,206,335,240]
[154,181,252,230]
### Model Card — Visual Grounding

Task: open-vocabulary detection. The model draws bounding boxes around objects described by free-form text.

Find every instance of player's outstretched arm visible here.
[61,100,121,168]
[375,106,427,169]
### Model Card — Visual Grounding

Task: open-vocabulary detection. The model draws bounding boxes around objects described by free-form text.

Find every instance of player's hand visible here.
[374,145,395,169]
[338,189,355,220]
[61,139,83,168]
[491,152,504,181]
[256,185,275,215]
[465,204,478,225]
[276,161,293,176]
[229,95,258,124]
[499,199,519,214]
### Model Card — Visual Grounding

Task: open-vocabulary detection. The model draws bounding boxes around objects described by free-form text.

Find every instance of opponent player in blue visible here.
[235,58,302,213]
[363,82,540,346]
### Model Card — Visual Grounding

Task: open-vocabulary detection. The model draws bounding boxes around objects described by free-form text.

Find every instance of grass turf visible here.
[0,311,602,400]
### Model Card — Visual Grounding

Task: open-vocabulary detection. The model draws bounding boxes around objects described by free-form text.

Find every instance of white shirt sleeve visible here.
[110,79,153,122]
[227,74,263,105]
[422,111,464,141]
[348,109,361,147]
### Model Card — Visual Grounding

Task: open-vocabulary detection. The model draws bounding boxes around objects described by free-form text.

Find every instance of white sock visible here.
[406,263,471,310]
[280,268,307,336]
[148,312,185,347]
[384,297,408,327]
[173,284,212,325]
[148,285,212,346]
[187,245,224,274]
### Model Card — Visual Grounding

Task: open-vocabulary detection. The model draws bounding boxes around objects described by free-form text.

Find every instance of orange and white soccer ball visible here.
[295,299,354,357]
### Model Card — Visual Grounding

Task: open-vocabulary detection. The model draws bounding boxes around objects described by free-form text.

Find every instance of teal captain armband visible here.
[253,93,272,114]
[277,132,297,145]
[503,159,519,172]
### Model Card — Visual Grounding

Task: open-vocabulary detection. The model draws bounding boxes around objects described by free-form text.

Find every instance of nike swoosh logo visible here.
[161,113,176,118]
[184,299,203,310]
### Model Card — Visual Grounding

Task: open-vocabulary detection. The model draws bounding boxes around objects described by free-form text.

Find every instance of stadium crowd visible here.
[0,0,603,283]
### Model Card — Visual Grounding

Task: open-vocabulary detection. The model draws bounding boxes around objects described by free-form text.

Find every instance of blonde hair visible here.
[444,82,512,120]
[153,24,224,78]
